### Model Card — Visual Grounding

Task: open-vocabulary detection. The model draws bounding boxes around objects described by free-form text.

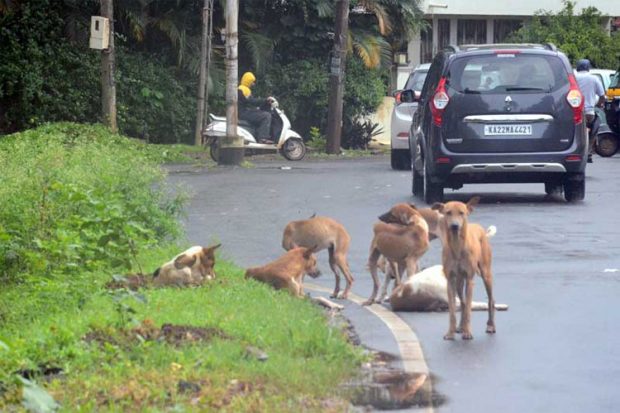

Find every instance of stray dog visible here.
[245,246,320,297]
[153,244,221,287]
[282,216,354,299]
[364,203,430,305]
[375,204,442,301]
[432,196,495,340]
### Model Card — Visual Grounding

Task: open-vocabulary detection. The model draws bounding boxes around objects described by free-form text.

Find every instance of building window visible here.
[420,19,433,63]
[494,19,523,43]
[438,19,450,50]
[457,19,486,44]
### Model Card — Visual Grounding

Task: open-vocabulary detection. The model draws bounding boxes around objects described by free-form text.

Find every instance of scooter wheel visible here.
[209,142,219,162]
[281,139,306,161]
[595,133,618,157]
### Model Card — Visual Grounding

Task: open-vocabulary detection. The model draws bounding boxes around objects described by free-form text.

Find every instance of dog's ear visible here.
[304,244,319,258]
[431,202,444,212]
[174,254,197,269]
[309,213,316,219]
[467,196,481,212]
[408,203,418,210]
[204,243,221,255]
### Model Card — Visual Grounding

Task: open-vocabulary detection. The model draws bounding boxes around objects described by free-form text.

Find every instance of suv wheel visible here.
[391,149,411,170]
[423,158,443,204]
[563,172,585,202]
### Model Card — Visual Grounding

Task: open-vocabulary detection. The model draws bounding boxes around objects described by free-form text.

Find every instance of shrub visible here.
[0,123,185,284]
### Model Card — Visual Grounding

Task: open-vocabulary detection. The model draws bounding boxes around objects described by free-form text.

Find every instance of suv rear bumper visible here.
[425,131,587,186]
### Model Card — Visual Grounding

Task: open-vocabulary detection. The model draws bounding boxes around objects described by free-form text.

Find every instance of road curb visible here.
[306,283,434,412]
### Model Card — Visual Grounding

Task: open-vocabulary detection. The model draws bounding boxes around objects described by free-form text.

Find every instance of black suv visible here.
[402,44,587,203]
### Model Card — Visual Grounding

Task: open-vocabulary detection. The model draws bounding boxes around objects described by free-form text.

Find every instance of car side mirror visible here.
[400,89,417,103]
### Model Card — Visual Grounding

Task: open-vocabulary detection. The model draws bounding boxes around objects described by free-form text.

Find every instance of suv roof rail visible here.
[543,43,557,51]
[443,44,460,53]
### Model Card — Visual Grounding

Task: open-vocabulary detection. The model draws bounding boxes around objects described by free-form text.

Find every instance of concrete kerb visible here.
[306,283,435,412]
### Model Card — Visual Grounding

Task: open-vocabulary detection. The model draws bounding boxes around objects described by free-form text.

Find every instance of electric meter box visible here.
[89,16,109,50]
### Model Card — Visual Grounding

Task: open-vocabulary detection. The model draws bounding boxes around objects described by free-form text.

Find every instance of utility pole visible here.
[326,0,349,154]
[100,0,117,132]
[218,0,243,165]
[195,0,214,146]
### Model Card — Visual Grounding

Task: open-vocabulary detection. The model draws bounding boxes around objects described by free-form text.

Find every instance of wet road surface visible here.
[167,154,620,413]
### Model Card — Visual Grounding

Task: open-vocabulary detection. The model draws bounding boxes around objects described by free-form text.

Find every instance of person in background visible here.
[238,72,274,144]
[574,59,605,163]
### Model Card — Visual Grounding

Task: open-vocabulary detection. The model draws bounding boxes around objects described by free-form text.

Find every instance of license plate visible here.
[484,124,532,136]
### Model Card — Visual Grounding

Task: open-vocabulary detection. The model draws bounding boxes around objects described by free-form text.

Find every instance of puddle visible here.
[342,351,446,410]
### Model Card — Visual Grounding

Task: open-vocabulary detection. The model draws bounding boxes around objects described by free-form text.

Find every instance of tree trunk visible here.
[194,0,210,146]
[326,0,349,154]
[101,0,117,132]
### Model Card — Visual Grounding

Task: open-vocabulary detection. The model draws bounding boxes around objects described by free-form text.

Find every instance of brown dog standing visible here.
[153,244,221,287]
[245,246,320,297]
[282,216,354,299]
[432,196,495,340]
[364,203,430,305]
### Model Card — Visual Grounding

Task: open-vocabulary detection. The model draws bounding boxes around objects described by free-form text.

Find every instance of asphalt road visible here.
[166,154,620,413]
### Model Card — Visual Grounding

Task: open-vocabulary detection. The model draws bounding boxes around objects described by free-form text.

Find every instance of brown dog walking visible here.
[432,197,496,340]
[282,216,354,299]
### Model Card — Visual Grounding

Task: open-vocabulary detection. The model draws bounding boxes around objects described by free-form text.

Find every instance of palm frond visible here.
[240,31,276,74]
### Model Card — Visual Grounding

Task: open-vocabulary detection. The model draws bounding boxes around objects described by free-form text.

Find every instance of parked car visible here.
[585,68,616,91]
[404,43,587,203]
[389,63,430,170]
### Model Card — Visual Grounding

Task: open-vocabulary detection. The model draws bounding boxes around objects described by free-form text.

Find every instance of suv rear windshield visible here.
[404,70,428,91]
[446,54,568,94]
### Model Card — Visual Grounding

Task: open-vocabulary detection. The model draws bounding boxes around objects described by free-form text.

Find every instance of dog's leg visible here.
[363,248,382,306]
[404,259,418,285]
[481,266,496,334]
[444,272,458,340]
[455,276,465,333]
[390,261,401,287]
[379,266,392,302]
[328,246,342,299]
[461,276,475,340]
[288,279,303,297]
[335,252,354,300]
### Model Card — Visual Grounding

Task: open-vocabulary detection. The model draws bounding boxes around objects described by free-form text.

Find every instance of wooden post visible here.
[326,0,349,154]
[100,0,117,132]
[218,0,244,165]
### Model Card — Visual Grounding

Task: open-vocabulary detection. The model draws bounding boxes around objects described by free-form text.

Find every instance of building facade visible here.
[394,0,620,89]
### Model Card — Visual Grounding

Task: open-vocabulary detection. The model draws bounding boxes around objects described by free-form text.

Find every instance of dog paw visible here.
[461,332,473,340]
[486,325,496,334]
[443,333,455,341]
[362,299,374,306]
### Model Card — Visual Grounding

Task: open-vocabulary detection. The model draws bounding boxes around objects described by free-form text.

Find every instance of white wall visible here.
[421,0,619,17]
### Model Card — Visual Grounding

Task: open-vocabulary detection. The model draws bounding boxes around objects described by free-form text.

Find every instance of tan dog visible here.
[282,216,354,299]
[432,196,495,340]
[153,244,221,287]
[245,246,320,297]
[375,204,442,301]
[363,203,430,305]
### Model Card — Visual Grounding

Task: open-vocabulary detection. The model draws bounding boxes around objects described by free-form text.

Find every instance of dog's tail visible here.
[486,225,497,238]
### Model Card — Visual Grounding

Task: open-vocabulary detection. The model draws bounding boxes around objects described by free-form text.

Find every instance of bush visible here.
[0,123,185,284]
[258,56,388,141]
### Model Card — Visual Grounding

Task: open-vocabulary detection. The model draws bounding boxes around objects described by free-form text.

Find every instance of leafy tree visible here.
[509,1,620,68]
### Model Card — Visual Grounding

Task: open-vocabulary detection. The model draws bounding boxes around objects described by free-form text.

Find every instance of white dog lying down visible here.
[389,265,508,312]
[153,244,221,287]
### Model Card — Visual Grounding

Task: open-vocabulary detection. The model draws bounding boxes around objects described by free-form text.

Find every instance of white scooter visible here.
[203,99,307,161]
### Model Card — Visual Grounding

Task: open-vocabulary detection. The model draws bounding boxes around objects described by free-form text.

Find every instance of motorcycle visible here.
[595,98,620,157]
[203,99,307,161]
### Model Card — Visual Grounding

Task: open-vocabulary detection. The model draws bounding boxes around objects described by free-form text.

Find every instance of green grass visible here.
[0,256,362,412]
[0,122,363,411]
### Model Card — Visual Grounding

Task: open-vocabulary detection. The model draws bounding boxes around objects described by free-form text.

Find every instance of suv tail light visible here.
[431,77,449,126]
[566,74,584,124]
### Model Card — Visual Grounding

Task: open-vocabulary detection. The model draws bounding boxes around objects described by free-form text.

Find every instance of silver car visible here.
[390,63,430,170]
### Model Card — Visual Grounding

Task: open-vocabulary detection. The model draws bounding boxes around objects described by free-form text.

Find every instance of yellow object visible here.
[240,72,256,88]
[238,84,251,98]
